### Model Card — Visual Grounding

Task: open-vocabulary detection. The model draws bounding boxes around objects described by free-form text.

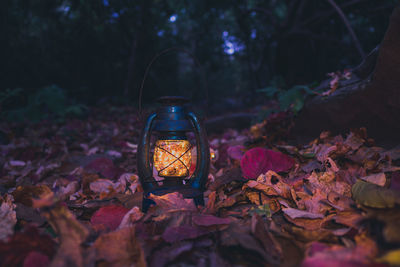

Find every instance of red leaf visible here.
[240,148,294,179]
[162,226,208,243]
[84,157,123,180]
[90,205,129,231]
[0,226,56,267]
[23,251,50,267]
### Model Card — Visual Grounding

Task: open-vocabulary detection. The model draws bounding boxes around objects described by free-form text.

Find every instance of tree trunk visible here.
[292,6,400,146]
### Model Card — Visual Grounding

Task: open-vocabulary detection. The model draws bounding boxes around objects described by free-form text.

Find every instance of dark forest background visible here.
[0,0,396,121]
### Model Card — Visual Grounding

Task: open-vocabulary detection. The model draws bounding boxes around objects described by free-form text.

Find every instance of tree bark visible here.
[292,6,400,146]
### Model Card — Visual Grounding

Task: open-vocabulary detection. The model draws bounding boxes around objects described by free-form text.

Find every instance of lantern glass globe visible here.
[153,139,192,177]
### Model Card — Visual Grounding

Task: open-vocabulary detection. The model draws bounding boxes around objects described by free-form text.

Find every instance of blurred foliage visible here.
[0,85,87,122]
[257,83,317,116]
[0,0,396,106]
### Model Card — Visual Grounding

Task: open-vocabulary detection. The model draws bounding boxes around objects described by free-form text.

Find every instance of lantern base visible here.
[141,187,204,212]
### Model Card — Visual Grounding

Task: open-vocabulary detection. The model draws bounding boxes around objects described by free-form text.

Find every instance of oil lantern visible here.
[137,96,210,212]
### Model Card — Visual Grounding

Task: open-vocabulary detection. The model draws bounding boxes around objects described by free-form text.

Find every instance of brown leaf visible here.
[148,192,197,213]
[12,185,52,207]
[43,205,89,267]
[282,207,324,219]
[344,131,365,151]
[251,215,282,265]
[330,211,363,228]
[94,227,146,267]
[208,167,245,191]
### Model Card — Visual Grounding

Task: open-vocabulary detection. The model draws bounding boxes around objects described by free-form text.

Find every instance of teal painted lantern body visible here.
[137,96,210,212]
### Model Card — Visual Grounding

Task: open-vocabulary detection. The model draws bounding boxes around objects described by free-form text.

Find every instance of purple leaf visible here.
[162,226,208,243]
[192,214,231,226]
[227,145,245,161]
[84,157,123,180]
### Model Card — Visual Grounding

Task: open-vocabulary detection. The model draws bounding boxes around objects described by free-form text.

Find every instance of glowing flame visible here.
[210,151,216,160]
[153,140,191,177]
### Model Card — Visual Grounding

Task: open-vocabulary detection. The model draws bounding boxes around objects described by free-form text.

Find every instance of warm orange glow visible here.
[210,151,216,160]
[153,140,191,177]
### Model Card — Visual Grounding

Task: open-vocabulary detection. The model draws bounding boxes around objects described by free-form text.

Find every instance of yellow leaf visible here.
[377,249,400,266]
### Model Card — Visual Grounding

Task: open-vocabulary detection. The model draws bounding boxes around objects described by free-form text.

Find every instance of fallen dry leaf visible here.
[0,226,56,267]
[90,204,129,231]
[43,205,89,267]
[0,194,16,241]
[94,226,146,267]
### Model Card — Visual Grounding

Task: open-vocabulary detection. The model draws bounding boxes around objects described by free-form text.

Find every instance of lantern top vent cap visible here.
[157,96,189,106]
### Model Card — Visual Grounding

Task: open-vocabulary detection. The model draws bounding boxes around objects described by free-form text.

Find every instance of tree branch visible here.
[326,0,365,59]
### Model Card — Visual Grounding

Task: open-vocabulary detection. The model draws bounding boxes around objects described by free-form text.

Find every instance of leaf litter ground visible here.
[0,107,400,267]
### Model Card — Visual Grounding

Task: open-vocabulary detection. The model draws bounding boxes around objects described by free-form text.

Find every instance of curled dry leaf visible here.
[118,206,144,229]
[0,194,17,241]
[344,132,365,151]
[89,179,114,194]
[94,227,146,267]
[282,207,324,220]
[258,171,292,198]
[90,173,140,196]
[148,192,197,213]
[44,205,89,267]
[12,185,52,207]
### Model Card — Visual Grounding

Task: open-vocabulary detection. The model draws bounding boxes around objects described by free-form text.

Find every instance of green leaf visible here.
[300,152,315,158]
[278,87,303,111]
[351,180,400,208]
[249,204,272,217]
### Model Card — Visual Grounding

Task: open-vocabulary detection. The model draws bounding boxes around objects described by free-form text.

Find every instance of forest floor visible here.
[0,106,400,267]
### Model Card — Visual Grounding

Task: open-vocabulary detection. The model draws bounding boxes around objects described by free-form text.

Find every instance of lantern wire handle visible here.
[138,47,209,120]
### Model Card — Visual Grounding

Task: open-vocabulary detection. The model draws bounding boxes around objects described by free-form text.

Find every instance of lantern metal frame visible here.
[137,96,210,212]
